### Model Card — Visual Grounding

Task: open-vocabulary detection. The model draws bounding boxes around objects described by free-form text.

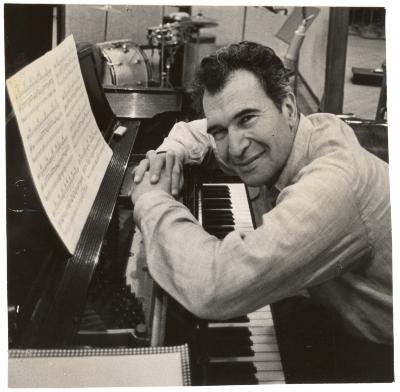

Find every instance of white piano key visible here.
[256,305,272,312]
[254,361,283,372]
[247,311,273,320]
[208,318,275,328]
[247,334,278,344]
[247,325,278,336]
[256,371,286,382]
[250,343,280,353]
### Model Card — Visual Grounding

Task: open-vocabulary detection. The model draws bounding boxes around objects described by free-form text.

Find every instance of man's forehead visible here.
[203,71,270,119]
[215,69,262,92]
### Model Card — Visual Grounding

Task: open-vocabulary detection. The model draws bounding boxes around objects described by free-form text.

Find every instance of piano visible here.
[7,41,389,386]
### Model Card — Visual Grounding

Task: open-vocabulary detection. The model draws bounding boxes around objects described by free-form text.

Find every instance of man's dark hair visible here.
[192,41,292,115]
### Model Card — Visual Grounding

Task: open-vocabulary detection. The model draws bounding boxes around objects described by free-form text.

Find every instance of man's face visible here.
[203,69,297,187]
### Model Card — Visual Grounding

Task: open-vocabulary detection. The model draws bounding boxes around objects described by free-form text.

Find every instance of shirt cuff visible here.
[133,189,177,225]
[156,139,187,162]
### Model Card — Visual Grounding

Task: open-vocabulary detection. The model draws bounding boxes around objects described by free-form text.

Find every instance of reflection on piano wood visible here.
[195,182,286,384]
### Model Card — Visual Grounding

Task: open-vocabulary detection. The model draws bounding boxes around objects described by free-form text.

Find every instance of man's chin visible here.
[240,173,267,188]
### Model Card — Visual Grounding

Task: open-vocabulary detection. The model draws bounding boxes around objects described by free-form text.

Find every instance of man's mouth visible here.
[235,150,266,169]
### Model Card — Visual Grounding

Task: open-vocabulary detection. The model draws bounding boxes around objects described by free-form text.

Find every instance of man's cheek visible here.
[215,142,228,162]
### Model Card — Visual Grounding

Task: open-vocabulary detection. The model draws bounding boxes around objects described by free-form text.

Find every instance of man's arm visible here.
[133,157,370,320]
[156,118,213,165]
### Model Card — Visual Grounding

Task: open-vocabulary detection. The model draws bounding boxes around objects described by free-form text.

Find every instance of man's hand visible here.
[132,150,183,196]
[131,169,172,205]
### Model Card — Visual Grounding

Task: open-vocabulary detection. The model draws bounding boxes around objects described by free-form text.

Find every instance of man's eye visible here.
[240,115,256,126]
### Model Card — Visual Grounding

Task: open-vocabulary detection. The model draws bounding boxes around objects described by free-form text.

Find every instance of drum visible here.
[97,39,152,87]
[147,23,184,47]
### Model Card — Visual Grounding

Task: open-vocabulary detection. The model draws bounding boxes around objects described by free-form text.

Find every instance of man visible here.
[131,42,392,381]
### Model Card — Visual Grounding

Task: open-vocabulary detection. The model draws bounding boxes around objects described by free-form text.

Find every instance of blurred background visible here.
[4,4,387,120]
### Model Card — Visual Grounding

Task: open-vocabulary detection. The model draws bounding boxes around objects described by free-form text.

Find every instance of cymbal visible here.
[148,21,182,30]
[168,11,191,22]
[181,16,219,28]
[91,5,125,15]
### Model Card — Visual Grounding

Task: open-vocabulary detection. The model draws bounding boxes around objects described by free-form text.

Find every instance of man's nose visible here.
[228,129,249,159]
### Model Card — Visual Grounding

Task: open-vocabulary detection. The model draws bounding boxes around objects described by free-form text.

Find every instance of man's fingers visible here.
[165,151,175,175]
[171,160,182,196]
[137,150,182,192]
[148,151,166,183]
[133,158,149,183]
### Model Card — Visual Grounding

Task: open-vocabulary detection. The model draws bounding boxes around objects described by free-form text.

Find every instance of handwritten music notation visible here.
[6,35,112,254]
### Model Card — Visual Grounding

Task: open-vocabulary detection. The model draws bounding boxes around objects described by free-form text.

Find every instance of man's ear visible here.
[281,93,297,129]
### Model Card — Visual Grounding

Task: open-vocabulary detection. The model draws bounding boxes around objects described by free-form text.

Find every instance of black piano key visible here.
[203,186,230,193]
[202,196,231,200]
[203,218,234,225]
[202,185,230,192]
[202,195,231,202]
[207,362,257,376]
[206,363,258,385]
[202,210,233,218]
[204,225,235,231]
[205,226,234,231]
[206,229,234,239]
[206,341,255,357]
[207,335,254,350]
[203,218,235,225]
[203,200,232,209]
[202,195,231,199]
[207,315,250,323]
[206,326,252,338]
[203,195,231,200]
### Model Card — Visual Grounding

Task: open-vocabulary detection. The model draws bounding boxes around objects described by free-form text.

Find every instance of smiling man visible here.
[203,69,296,188]
[131,42,392,382]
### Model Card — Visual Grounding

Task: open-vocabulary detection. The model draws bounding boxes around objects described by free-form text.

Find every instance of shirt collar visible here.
[274,114,313,192]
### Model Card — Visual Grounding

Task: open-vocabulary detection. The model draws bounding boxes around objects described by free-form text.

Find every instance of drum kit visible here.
[96,7,218,88]
[97,39,153,87]
[147,12,218,87]
[147,13,218,47]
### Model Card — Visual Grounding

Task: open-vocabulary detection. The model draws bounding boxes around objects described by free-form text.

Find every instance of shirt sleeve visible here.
[133,158,370,320]
[156,118,238,174]
[156,118,213,165]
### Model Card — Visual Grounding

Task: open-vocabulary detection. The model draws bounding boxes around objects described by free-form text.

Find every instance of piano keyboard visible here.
[198,183,285,385]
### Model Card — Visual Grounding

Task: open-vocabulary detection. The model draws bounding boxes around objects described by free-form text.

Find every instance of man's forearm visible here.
[156,119,212,165]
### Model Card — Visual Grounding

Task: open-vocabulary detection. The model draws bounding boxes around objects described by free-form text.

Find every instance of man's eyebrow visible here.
[232,108,259,120]
[207,108,259,133]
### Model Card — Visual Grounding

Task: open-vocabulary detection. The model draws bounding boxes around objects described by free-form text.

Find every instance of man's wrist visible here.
[133,190,175,223]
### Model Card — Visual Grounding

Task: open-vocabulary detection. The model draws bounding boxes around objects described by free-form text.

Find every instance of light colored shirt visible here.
[133,113,392,344]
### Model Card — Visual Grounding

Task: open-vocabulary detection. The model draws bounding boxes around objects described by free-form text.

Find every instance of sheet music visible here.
[6,35,112,254]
